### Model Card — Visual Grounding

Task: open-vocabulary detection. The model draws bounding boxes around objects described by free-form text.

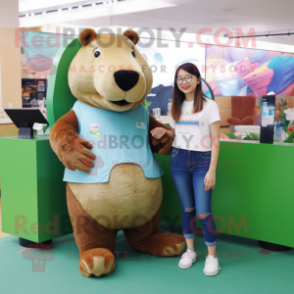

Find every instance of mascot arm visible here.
[49,110,96,173]
[149,113,174,155]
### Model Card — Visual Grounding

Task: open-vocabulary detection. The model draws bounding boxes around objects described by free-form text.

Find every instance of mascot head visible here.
[68,29,152,112]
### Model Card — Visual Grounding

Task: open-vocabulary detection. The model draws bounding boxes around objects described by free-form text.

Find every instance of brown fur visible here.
[123,30,139,45]
[124,206,185,257]
[49,110,96,173]
[79,28,97,46]
[67,181,184,277]
[67,183,118,252]
[67,182,184,257]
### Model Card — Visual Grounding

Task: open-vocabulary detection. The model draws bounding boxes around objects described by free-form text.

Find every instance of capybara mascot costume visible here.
[49,28,185,277]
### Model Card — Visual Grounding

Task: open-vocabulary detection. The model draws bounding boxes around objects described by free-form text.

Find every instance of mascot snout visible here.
[114,70,139,91]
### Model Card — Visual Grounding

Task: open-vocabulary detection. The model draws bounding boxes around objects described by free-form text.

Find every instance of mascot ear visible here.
[123,30,139,45]
[79,28,97,46]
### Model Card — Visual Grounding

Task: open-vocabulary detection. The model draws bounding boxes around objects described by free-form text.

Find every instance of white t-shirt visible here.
[169,98,221,151]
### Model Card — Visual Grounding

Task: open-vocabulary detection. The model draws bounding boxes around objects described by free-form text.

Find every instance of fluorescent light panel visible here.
[19,0,84,13]
[19,0,175,28]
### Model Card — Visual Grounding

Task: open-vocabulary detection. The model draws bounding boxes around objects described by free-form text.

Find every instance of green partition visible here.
[46,38,81,127]
[156,140,294,248]
[0,137,72,242]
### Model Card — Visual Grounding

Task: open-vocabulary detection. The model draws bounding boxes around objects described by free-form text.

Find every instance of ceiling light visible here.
[19,0,176,28]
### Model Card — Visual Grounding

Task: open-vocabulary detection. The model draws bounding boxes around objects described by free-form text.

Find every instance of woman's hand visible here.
[150,127,168,139]
[204,169,216,191]
[150,126,175,154]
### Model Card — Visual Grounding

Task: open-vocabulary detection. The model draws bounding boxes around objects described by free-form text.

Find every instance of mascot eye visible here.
[94,48,101,58]
[131,49,136,57]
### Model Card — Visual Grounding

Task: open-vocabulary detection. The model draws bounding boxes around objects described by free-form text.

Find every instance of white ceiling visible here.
[18,0,294,45]
[19,0,83,12]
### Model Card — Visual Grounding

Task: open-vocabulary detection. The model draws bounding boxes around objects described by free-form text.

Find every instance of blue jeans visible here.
[171,147,217,247]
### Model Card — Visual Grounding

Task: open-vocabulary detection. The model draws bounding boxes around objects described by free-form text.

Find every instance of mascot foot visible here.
[126,231,185,257]
[79,248,115,277]
[149,232,185,257]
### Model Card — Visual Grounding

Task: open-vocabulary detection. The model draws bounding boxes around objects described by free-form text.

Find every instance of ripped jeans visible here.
[171,147,217,247]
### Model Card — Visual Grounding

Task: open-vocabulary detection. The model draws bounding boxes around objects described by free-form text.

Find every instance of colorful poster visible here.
[206,45,294,97]
[207,45,294,142]
[20,31,61,79]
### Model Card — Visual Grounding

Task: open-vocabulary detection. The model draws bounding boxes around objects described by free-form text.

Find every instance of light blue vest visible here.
[63,101,164,183]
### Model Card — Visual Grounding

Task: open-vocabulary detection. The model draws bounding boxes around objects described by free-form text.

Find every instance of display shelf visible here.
[0,118,12,124]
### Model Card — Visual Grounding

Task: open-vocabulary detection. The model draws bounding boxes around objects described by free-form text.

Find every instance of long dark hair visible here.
[171,63,204,121]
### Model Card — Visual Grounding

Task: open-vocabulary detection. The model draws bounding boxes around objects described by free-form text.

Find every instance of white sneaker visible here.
[203,255,221,276]
[178,249,197,269]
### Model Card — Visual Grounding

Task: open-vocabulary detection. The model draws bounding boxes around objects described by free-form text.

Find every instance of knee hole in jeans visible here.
[184,207,195,213]
[197,213,210,219]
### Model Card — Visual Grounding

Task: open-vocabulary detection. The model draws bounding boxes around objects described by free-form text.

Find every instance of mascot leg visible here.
[66,183,117,277]
[123,206,185,257]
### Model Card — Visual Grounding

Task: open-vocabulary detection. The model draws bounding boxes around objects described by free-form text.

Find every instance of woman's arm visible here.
[209,121,220,173]
[204,121,220,191]
[150,126,175,140]
[149,113,175,154]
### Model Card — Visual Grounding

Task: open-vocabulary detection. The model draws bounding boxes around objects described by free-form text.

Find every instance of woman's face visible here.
[176,69,200,95]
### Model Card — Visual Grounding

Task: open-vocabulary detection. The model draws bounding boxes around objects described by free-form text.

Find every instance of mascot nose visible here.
[114,70,139,91]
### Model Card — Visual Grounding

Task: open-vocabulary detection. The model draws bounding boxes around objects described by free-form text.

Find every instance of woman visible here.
[151,63,221,276]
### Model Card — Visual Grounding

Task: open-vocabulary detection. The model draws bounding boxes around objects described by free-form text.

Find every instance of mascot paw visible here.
[79,248,115,277]
[160,233,185,256]
[138,232,185,257]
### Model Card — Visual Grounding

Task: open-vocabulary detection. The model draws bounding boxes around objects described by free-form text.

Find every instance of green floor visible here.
[0,223,293,294]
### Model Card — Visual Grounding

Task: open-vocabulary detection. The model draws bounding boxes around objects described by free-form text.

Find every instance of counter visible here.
[1,137,293,248]
[156,140,294,248]
[0,137,71,243]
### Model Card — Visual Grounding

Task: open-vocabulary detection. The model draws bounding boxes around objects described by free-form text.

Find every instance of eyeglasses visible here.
[176,75,193,84]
